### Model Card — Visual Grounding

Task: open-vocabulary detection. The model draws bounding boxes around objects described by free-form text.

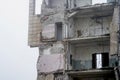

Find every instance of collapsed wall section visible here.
[37,54,64,73]
[36,0,66,80]
[37,42,65,80]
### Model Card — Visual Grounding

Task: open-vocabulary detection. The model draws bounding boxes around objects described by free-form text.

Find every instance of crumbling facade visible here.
[28,0,120,80]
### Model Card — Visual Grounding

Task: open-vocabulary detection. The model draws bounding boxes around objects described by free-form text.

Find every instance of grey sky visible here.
[0,0,107,80]
[0,0,40,80]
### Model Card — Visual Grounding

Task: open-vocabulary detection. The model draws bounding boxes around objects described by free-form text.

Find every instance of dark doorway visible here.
[92,53,109,68]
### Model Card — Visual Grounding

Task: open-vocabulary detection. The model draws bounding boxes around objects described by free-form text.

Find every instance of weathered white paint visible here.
[110,7,119,55]
[37,54,64,73]
[42,24,55,41]
[42,43,64,55]
[43,48,51,55]
[68,16,112,38]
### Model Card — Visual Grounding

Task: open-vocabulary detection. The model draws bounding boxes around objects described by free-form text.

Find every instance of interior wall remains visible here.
[39,42,64,55]
[68,16,112,38]
[70,43,110,70]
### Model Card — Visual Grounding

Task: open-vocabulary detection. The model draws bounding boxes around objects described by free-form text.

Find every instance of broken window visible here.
[55,22,63,41]
[92,53,109,69]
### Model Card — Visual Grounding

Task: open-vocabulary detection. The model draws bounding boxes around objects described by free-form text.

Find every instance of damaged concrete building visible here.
[28,0,120,80]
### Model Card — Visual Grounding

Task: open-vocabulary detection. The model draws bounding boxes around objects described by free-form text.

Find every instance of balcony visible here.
[64,35,110,45]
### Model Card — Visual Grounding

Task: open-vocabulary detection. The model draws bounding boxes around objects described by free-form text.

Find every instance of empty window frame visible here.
[55,22,63,41]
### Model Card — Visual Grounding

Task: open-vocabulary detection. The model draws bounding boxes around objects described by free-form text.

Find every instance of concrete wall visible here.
[37,54,64,73]
[40,1,65,41]
[40,42,64,55]
[28,0,41,47]
[28,0,65,45]
[41,0,65,14]
[73,45,109,60]
[37,42,65,74]
[40,11,64,25]
[37,73,64,80]
[41,24,56,41]
[68,16,112,38]
[110,7,119,55]
[54,73,64,80]
[37,74,54,80]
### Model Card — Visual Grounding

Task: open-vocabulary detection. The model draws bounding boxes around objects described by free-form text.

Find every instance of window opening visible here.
[55,22,63,41]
